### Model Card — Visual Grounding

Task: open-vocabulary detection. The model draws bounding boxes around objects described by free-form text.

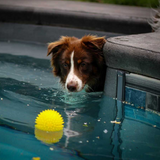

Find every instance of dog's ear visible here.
[47,36,70,56]
[47,42,63,56]
[81,35,106,51]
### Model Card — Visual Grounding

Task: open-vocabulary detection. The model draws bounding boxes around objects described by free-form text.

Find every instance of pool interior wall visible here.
[104,68,160,112]
[0,23,160,160]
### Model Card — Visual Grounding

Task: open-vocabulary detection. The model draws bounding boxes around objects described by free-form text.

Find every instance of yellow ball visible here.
[35,109,64,132]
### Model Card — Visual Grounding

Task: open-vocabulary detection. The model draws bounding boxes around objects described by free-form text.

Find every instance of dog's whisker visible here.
[86,85,94,92]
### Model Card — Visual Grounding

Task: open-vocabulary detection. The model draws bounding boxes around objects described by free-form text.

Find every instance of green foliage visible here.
[78,0,159,7]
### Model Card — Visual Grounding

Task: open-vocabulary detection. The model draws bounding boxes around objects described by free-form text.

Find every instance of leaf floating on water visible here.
[110,120,121,124]
[83,122,88,127]
[32,157,40,160]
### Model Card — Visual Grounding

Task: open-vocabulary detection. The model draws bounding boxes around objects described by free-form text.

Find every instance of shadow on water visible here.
[0,77,56,105]
[0,53,50,70]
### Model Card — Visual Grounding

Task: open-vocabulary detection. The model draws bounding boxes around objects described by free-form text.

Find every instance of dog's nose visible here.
[67,82,77,92]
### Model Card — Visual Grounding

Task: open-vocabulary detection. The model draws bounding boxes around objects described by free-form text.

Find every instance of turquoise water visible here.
[1,49,160,159]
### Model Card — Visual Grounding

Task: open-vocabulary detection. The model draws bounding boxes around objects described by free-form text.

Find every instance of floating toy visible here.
[35,109,64,144]
[35,109,64,132]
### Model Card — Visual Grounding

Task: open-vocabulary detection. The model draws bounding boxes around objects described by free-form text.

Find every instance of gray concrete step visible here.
[104,32,160,80]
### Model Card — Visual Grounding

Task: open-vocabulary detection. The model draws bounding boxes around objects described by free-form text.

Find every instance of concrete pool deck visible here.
[0,0,160,81]
[104,32,160,80]
[0,0,151,34]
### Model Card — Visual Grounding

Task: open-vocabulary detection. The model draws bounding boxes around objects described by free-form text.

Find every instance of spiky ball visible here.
[35,109,64,132]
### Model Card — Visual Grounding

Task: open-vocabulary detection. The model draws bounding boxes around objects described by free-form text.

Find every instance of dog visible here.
[47,35,106,92]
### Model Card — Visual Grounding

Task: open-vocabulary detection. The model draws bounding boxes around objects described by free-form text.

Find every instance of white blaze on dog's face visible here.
[65,51,83,92]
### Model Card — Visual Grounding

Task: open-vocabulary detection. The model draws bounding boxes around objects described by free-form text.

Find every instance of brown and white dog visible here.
[47,35,106,92]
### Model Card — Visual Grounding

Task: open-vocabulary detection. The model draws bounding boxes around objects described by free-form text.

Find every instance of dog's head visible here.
[47,35,106,92]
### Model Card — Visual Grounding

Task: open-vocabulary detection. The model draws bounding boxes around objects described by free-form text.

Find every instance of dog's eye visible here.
[80,62,86,67]
[62,63,68,68]
[80,62,88,71]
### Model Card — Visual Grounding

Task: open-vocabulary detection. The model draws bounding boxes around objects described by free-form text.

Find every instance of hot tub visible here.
[0,23,160,160]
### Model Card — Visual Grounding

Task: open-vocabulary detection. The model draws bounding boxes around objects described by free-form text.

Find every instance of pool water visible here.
[1,44,160,160]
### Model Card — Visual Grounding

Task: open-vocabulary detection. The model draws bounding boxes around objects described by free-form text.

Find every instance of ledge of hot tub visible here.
[103,32,160,80]
[0,0,151,34]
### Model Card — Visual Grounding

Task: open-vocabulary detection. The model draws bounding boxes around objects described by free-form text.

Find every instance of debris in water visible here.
[110,120,121,124]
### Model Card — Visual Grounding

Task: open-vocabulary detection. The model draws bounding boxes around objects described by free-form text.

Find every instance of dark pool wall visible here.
[104,68,160,113]
[0,22,121,44]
